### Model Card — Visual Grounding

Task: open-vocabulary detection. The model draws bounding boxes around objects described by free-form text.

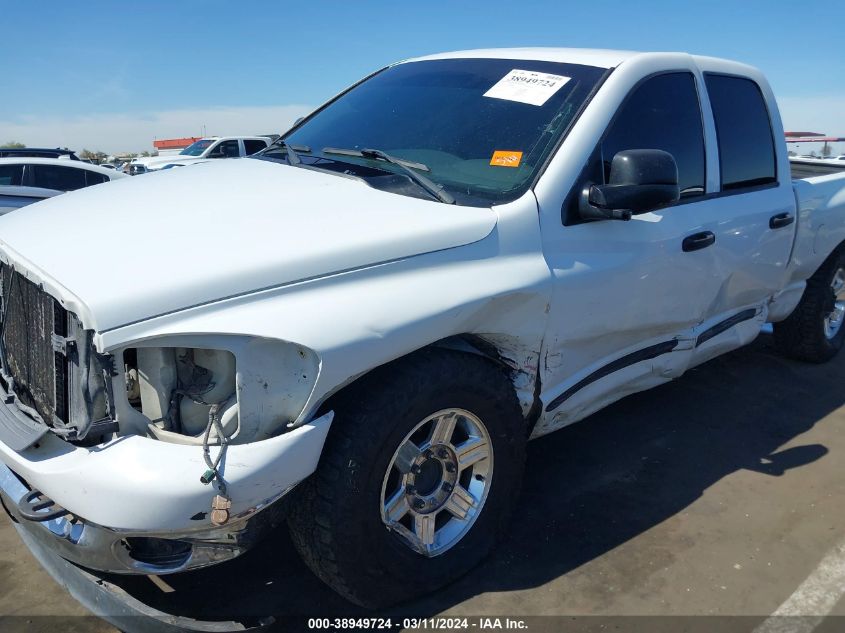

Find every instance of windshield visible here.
[259,58,607,206]
[180,139,214,156]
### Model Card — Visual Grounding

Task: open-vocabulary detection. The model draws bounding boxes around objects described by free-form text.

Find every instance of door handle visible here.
[769,212,795,229]
[682,231,716,252]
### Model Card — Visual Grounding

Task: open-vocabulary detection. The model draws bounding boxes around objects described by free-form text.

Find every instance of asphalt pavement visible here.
[1,332,843,632]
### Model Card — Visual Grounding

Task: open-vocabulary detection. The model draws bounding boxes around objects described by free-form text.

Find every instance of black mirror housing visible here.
[608,149,678,187]
[579,149,680,221]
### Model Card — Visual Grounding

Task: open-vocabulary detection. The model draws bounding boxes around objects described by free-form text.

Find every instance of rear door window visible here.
[704,74,777,190]
[210,140,241,158]
[243,139,267,155]
[84,171,108,186]
[29,165,88,191]
[0,164,23,186]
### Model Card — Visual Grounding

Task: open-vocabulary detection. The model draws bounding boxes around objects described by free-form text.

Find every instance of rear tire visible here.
[773,248,845,363]
[288,348,526,608]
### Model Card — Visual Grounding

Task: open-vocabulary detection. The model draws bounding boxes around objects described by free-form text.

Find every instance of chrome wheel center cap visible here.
[406,445,458,513]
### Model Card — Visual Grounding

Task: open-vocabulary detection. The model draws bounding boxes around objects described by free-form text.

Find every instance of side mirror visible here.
[579,149,680,221]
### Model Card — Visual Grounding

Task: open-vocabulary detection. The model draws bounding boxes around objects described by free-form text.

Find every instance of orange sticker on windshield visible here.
[490,150,523,167]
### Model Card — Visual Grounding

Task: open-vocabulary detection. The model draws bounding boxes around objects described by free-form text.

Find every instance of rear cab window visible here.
[704,74,777,190]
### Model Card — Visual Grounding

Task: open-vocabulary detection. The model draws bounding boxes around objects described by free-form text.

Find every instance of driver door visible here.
[535,71,724,435]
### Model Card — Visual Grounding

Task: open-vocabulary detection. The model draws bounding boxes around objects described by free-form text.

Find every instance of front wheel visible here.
[773,248,845,363]
[288,349,526,607]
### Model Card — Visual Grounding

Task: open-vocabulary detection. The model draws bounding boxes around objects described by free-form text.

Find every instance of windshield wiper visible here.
[322,147,455,204]
[268,139,311,165]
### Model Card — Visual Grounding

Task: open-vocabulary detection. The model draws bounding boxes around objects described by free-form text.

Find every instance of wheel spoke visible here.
[393,440,422,474]
[455,436,489,470]
[414,513,436,547]
[383,489,410,523]
[430,411,458,445]
[444,485,476,520]
[832,270,845,293]
[387,521,427,555]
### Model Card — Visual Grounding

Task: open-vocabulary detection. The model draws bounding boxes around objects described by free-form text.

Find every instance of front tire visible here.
[288,349,526,608]
[773,248,845,363]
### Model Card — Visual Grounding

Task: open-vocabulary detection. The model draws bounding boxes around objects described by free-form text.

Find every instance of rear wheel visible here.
[288,349,526,607]
[773,249,845,363]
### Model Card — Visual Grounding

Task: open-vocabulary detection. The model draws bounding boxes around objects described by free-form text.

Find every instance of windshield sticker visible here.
[490,150,523,167]
[483,69,571,106]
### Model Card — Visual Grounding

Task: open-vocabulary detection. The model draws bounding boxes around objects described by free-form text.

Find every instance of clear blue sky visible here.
[1,1,843,153]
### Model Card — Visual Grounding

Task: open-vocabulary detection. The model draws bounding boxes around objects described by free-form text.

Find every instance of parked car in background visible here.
[0,186,63,215]
[125,163,150,176]
[0,147,79,160]
[0,157,126,213]
[130,136,272,172]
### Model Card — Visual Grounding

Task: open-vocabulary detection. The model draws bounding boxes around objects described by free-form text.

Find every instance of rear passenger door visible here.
[695,74,797,315]
[665,73,797,372]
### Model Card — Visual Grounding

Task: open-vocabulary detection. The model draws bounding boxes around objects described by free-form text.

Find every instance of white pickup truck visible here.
[131,135,272,172]
[1,48,845,620]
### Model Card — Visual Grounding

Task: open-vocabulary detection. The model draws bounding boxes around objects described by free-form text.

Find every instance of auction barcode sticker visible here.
[483,69,571,106]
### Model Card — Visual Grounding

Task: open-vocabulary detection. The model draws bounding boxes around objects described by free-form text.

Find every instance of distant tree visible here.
[79,149,111,164]
[140,151,151,157]
[1,141,25,149]
[787,150,796,157]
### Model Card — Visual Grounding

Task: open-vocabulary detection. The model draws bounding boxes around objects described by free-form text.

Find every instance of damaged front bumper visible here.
[0,409,333,575]
[10,519,271,632]
[1,459,280,574]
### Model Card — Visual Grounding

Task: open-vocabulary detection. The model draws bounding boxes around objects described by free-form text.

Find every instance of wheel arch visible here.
[313,333,542,429]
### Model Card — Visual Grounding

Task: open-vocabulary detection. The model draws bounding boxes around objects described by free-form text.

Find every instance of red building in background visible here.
[152,137,203,156]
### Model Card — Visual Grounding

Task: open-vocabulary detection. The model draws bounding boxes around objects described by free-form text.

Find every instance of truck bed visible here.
[790,159,845,180]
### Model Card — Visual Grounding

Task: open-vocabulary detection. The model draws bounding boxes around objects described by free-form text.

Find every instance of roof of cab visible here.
[404,47,639,69]
[403,48,751,75]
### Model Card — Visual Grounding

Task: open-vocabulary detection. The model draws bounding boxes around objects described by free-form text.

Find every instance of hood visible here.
[0,159,496,333]
[146,156,206,169]
[135,154,198,167]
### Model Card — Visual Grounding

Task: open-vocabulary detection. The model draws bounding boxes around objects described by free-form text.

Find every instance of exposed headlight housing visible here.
[118,337,319,445]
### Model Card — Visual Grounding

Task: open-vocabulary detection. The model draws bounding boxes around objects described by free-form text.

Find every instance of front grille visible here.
[0,265,68,425]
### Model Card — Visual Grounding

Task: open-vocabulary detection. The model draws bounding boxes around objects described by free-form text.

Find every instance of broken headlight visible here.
[121,339,319,445]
